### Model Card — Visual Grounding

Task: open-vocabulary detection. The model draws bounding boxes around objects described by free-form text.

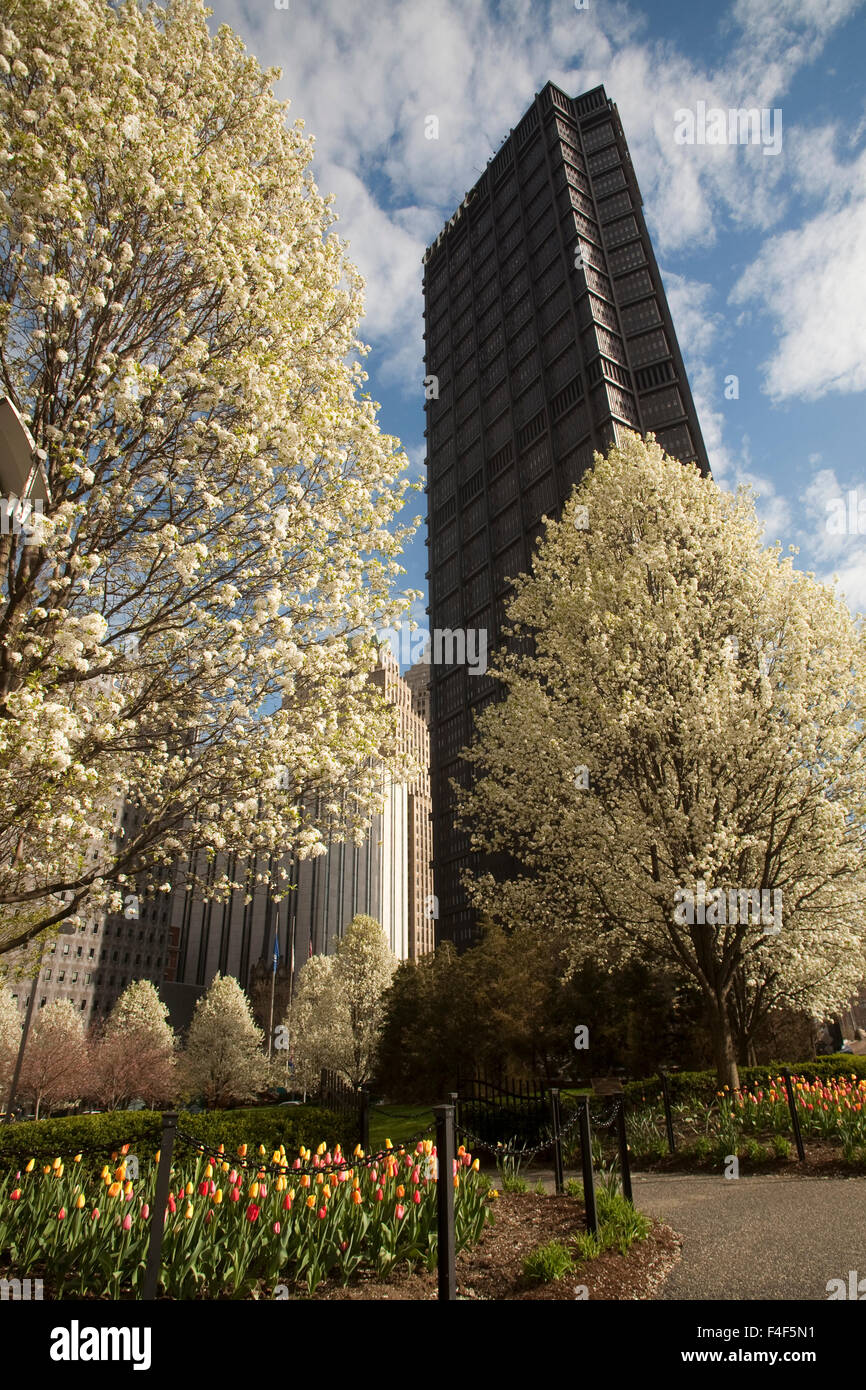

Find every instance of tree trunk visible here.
[708,997,740,1090]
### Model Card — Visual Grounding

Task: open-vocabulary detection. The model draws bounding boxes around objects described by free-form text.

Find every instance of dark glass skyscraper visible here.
[423,82,710,949]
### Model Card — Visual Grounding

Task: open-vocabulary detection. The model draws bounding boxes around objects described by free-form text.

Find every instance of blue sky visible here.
[210,0,866,625]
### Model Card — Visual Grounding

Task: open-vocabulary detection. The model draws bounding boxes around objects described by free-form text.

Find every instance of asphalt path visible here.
[631,1171,866,1300]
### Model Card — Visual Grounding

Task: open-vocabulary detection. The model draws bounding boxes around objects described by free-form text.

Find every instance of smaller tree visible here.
[86,981,177,1110]
[0,979,21,1102]
[18,999,86,1119]
[288,916,396,1091]
[181,975,267,1109]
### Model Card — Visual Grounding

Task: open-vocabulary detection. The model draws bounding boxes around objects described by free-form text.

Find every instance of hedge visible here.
[0,1104,346,1167]
[623,1054,866,1106]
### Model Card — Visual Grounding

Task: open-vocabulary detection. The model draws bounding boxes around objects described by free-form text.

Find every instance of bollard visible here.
[658,1070,676,1153]
[615,1097,633,1203]
[781,1068,806,1162]
[549,1087,564,1195]
[142,1111,177,1300]
[434,1104,457,1301]
[578,1097,597,1236]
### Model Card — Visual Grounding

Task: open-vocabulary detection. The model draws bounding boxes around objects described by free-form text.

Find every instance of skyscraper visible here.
[423,82,710,949]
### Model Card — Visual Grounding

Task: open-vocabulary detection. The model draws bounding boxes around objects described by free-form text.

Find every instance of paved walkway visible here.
[526,1168,866,1299]
[634,1172,866,1300]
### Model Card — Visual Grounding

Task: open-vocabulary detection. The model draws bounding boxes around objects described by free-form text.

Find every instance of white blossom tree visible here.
[0,976,21,1099]
[459,432,866,1089]
[181,973,266,1109]
[289,915,396,1089]
[0,0,419,955]
[87,978,176,1109]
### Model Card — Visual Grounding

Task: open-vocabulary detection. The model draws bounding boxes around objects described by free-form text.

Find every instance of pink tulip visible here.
[273,1221,281,1234]
[141,1204,150,1220]
[395,1203,406,1220]
[122,1214,132,1231]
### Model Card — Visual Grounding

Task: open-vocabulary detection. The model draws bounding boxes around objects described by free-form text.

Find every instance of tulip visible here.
[108,1181,121,1198]
[185,1181,194,1197]
[472,1158,480,1172]
[306,1194,316,1209]
[198,1181,209,1197]
[230,1187,241,1203]
[122,1213,132,1231]
[25,1158,35,1173]
[213,1188,223,1204]
[411,1167,420,1184]
[249,1181,260,1201]
[283,1193,293,1210]
[395,1204,406,1220]
[351,1189,362,1204]
[375,1187,384,1203]
[385,1138,393,1151]
[276,1176,287,1192]
[317,1206,327,1219]
[141,1204,150,1220]
[184,1202,194,1220]
[154,1151,160,1164]
[57,1208,66,1221]
[76,1193,86,1209]
[259,1182,268,1199]
[91,1208,100,1221]
[205,1210,214,1225]
[453,1176,460,1190]
[9,1189,20,1201]
[323,1183,331,1199]
[396,1185,405,1198]
[300,1174,311,1189]
[238,1145,248,1158]
[413,1190,421,1205]
[204,1163,213,1179]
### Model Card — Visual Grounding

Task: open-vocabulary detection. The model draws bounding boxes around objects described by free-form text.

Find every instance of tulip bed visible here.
[0,1139,493,1298]
[722,1074,866,1159]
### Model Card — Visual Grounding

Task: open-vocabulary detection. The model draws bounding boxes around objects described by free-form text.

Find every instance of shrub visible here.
[0,1105,343,1167]
[624,1056,866,1106]
[574,1189,651,1261]
[522,1240,575,1283]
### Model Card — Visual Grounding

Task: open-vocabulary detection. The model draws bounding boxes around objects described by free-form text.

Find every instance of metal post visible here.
[578,1097,597,1236]
[549,1087,564,1195]
[781,1068,805,1162]
[448,1089,459,1137]
[615,1098,633,1203]
[658,1070,676,1153]
[358,1086,370,1154]
[434,1104,457,1301]
[142,1112,178,1300]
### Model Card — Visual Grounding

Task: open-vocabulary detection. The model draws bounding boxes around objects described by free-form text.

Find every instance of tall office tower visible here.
[423,82,710,949]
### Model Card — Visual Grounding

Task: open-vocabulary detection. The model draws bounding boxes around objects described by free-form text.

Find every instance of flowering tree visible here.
[18,997,86,1118]
[181,974,266,1108]
[0,0,418,955]
[289,915,396,1089]
[459,433,866,1089]
[87,979,176,1109]
[0,977,21,1098]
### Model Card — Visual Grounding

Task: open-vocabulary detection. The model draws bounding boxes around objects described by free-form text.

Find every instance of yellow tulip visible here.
[25,1159,35,1173]
[43,1166,51,1176]
[114,1164,126,1181]
[238,1144,248,1158]
[306,1194,316,1208]
[317,1142,326,1156]
[184,1202,194,1220]
[124,1180,133,1196]
[214,1189,223,1205]
[204,1163,213,1179]
[221,1161,229,1173]
[272,1151,281,1165]
[108,1182,121,1198]
[73,1154,82,1164]
[76,1193,86,1209]
[53,1156,62,1170]
[385,1138,393,1151]
[185,1181,194,1196]
[249,1181,259,1200]
[258,1144,266,1156]
[154,1150,160,1164]
[323,1184,331,1199]
[54,1164,64,1177]
[276,1176,287,1192]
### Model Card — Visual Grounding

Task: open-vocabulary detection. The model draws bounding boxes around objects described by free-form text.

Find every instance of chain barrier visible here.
[455,1100,585,1161]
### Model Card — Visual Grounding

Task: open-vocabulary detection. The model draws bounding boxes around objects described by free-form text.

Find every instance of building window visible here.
[57,972,65,982]
[43,968,51,981]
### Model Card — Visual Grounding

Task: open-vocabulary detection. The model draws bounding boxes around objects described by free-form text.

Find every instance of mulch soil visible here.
[302,1192,682,1301]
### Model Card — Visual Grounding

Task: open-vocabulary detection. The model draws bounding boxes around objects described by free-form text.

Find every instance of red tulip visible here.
[167,1194,176,1213]
[395,1203,406,1220]
[230,1186,241,1202]
[283,1193,292,1210]
[57,1208,66,1220]
[122,1214,132,1231]
[375,1187,384,1202]
[317,1206,327,1219]
[141,1204,150,1220]
[246,1203,260,1222]
[91,1208,100,1221]
[413,1190,421,1204]
[205,1211,214,1224]
[9,1189,20,1201]
[340,1240,348,1251]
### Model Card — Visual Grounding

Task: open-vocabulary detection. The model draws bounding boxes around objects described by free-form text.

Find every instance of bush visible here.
[522,1240,575,1283]
[573,1189,651,1261]
[0,1105,344,1167]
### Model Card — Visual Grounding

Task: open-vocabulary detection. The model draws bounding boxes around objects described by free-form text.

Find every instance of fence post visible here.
[142,1111,177,1301]
[358,1086,370,1153]
[548,1087,564,1195]
[448,1088,459,1140]
[578,1097,597,1236]
[658,1070,676,1153]
[781,1068,806,1162]
[615,1097,633,1203]
[434,1104,457,1301]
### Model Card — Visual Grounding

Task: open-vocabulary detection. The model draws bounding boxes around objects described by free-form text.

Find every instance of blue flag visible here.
[272,932,280,974]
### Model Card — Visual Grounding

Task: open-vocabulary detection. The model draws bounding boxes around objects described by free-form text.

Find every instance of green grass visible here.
[573,1189,652,1261]
[369,1105,434,1154]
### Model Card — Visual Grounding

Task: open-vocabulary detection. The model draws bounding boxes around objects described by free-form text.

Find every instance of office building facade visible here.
[423,82,710,948]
